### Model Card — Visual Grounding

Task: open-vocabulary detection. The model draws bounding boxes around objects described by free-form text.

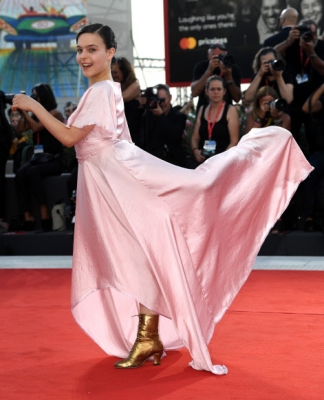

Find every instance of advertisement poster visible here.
[0,0,87,98]
[164,0,324,86]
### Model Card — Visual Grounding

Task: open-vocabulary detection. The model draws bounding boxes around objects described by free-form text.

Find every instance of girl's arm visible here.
[13,94,94,147]
[16,108,64,134]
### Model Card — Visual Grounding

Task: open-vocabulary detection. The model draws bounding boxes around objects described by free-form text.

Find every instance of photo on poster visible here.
[164,0,324,85]
[0,0,87,98]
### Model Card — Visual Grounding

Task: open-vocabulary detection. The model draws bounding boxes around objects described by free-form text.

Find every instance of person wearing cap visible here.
[263,7,299,47]
[191,43,241,113]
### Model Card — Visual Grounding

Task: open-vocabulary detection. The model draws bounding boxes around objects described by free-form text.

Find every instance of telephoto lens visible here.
[269,59,284,72]
[269,98,288,112]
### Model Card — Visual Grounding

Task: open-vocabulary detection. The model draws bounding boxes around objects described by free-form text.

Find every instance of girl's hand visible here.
[193,149,205,163]
[270,106,283,120]
[259,100,270,119]
[12,94,37,112]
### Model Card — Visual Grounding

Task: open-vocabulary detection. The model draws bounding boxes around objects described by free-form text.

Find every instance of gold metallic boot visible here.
[114,314,163,369]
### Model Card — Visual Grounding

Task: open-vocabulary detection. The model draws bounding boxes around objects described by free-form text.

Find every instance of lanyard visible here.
[265,78,275,88]
[207,101,225,140]
[300,47,309,74]
[37,132,40,145]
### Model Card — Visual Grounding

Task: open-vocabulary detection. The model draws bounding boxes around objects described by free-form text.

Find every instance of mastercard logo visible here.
[179,37,197,50]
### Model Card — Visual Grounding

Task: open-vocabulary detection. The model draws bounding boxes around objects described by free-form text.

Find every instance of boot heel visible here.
[153,351,163,366]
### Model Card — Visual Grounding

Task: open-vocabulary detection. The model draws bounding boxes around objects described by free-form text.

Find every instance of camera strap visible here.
[207,101,225,140]
[299,47,310,74]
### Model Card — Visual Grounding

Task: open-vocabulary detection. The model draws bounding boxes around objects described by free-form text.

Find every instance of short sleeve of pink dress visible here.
[69,80,313,375]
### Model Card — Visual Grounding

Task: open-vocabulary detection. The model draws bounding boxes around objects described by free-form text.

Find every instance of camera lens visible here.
[269,59,284,72]
[270,99,287,112]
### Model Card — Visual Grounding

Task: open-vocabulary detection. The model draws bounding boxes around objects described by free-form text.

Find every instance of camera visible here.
[0,90,26,108]
[297,24,313,42]
[268,59,284,72]
[141,87,165,110]
[217,54,234,68]
[268,98,288,112]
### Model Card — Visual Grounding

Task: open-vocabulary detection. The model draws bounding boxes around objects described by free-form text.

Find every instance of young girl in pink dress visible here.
[13,23,313,375]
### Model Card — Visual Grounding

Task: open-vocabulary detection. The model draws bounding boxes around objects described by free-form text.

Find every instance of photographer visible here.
[191,43,241,113]
[245,47,294,104]
[0,91,13,228]
[245,86,291,133]
[275,19,324,150]
[14,83,66,231]
[135,84,187,167]
[301,83,324,231]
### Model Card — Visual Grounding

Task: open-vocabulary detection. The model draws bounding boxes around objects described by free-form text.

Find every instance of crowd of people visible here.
[1,6,323,234]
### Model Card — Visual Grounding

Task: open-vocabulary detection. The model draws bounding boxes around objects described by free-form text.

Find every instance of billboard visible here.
[164,0,324,86]
[0,0,87,98]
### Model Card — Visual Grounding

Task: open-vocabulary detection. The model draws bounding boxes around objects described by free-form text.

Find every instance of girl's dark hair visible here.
[76,23,117,50]
[32,83,57,111]
[252,47,284,74]
[205,75,226,90]
[115,57,137,91]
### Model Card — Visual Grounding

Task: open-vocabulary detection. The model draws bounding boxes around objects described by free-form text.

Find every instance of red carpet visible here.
[0,269,323,400]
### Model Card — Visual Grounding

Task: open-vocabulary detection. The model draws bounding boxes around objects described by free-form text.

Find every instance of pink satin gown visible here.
[67,80,312,375]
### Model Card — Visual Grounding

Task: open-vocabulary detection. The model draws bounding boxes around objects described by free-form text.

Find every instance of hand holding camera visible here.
[140,87,165,111]
[208,55,220,72]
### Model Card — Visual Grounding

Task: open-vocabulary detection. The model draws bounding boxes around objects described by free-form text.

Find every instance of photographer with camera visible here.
[245,86,291,133]
[191,43,241,113]
[274,19,324,150]
[300,83,324,231]
[0,91,14,230]
[191,75,239,167]
[14,83,66,231]
[135,84,187,167]
[245,47,294,104]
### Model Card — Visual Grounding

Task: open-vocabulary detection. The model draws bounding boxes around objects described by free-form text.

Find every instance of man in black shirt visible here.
[191,43,241,113]
[135,84,187,167]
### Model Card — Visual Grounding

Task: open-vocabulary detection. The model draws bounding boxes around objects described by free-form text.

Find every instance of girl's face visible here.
[205,80,226,103]
[76,33,115,85]
[111,63,124,83]
[259,95,275,113]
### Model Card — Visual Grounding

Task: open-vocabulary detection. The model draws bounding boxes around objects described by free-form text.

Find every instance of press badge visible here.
[203,140,216,153]
[296,73,309,84]
[34,144,44,154]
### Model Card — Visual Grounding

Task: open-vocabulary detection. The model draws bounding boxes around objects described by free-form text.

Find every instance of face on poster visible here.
[0,0,87,98]
[164,0,324,86]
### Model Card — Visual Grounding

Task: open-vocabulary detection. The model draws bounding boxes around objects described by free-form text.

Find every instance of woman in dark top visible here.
[191,75,239,165]
[111,57,141,143]
[14,83,66,231]
[244,47,294,104]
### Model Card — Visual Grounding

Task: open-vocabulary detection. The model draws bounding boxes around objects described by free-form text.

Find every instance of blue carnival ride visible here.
[0,5,86,49]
